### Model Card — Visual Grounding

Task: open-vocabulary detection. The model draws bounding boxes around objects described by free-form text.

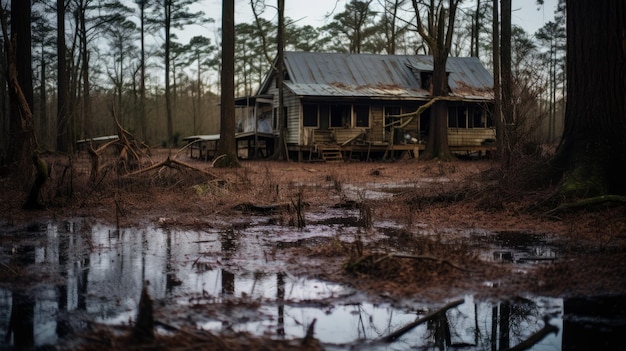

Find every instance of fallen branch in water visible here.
[381,298,465,342]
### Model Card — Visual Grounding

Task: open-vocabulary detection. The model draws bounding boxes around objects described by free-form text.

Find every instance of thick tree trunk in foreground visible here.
[492,0,503,162]
[553,0,626,197]
[214,0,239,167]
[422,54,454,161]
[417,2,457,161]
[500,0,513,167]
[7,0,34,169]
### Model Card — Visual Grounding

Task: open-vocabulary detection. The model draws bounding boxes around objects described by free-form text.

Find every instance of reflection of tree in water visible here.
[403,298,546,350]
[277,272,285,336]
[503,298,540,349]
[56,222,90,337]
[426,312,452,349]
[219,230,238,296]
[7,290,34,348]
[6,244,35,348]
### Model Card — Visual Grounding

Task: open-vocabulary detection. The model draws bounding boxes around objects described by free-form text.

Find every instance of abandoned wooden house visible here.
[235,51,495,161]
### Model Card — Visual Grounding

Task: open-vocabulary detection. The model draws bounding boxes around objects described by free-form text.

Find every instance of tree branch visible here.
[380,298,464,342]
[250,0,276,70]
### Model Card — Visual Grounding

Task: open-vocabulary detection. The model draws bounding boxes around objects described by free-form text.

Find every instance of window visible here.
[354,105,370,127]
[458,107,467,128]
[469,107,483,128]
[448,106,467,128]
[303,104,318,127]
[449,106,494,128]
[330,104,351,128]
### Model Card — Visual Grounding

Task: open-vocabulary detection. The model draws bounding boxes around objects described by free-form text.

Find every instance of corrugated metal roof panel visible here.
[281,52,493,100]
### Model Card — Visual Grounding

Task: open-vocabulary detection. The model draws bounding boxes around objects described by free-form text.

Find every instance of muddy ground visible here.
[1,149,625,349]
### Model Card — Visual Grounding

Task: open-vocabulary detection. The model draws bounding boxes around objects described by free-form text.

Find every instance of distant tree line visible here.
[3,0,624,206]
[0,0,565,155]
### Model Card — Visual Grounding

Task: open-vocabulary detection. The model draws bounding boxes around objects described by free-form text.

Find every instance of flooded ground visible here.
[1,157,625,350]
[2,216,625,350]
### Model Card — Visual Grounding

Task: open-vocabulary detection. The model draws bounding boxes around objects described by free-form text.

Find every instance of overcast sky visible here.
[189,0,559,40]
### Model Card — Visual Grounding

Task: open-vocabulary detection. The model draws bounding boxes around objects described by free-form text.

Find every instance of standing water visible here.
[1,220,624,350]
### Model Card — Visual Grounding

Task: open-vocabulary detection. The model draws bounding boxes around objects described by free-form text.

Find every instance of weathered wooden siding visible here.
[370,105,384,143]
[285,91,300,144]
[447,128,496,146]
[266,82,300,144]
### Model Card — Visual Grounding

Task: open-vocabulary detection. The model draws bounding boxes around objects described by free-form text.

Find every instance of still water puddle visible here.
[0,221,624,350]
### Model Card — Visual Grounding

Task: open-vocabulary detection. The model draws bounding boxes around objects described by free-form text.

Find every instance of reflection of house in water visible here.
[235,51,495,161]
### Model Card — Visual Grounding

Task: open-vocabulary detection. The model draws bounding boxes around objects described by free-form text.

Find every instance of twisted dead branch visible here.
[123,156,217,179]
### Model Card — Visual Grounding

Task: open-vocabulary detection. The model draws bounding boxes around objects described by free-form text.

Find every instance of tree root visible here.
[546,194,626,215]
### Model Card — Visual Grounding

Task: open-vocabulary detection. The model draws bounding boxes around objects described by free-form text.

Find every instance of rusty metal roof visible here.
[279,52,493,101]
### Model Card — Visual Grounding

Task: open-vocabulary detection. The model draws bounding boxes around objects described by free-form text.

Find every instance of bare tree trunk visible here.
[473,0,481,57]
[164,0,174,146]
[417,3,457,161]
[39,51,47,146]
[2,7,44,207]
[214,0,240,167]
[79,3,92,139]
[7,0,34,170]
[139,0,147,142]
[57,0,70,152]
[553,0,626,197]
[271,0,288,160]
[0,44,7,157]
[492,0,503,162]
[500,0,513,167]
[424,54,454,160]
